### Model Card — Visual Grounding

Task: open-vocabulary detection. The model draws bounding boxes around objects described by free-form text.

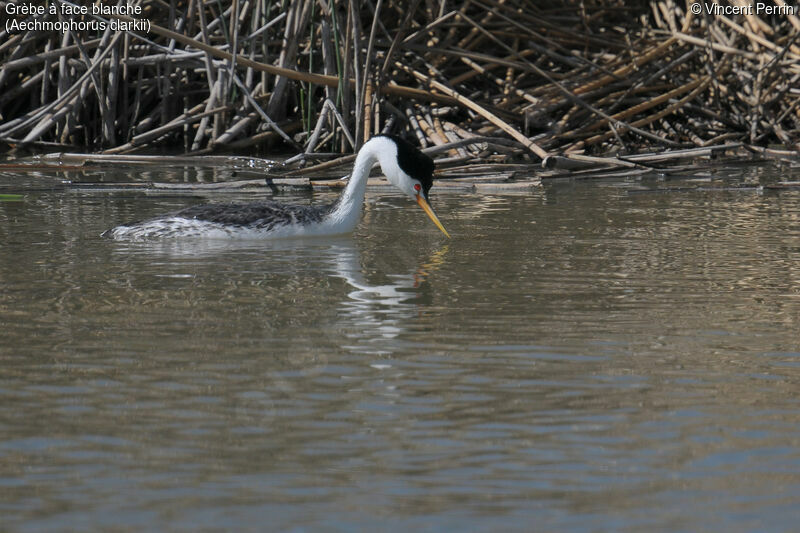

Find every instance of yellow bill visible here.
[416,194,451,238]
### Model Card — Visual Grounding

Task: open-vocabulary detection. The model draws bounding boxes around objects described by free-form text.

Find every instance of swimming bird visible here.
[103,135,450,240]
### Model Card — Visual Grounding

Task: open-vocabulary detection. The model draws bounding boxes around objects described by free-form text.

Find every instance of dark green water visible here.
[1,161,800,530]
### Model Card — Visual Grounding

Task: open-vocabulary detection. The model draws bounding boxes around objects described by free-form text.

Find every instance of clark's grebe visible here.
[103,135,450,240]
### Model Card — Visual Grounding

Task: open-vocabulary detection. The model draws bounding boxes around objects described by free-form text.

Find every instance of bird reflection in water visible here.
[332,242,449,311]
[328,241,449,355]
[109,235,448,344]
[106,236,449,394]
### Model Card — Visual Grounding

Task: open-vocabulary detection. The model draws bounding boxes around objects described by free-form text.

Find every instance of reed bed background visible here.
[1,0,798,173]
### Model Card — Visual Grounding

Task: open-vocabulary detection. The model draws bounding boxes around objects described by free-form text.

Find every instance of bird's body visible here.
[107,201,332,239]
[104,135,449,240]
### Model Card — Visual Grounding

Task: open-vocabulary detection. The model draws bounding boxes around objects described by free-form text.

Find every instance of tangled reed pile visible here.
[1,0,798,171]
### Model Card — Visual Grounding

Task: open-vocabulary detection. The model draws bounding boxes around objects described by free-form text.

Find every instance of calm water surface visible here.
[1,161,800,531]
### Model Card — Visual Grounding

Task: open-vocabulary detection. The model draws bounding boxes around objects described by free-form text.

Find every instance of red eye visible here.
[414,183,421,192]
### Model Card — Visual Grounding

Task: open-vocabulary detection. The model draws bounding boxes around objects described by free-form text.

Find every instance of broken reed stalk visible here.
[0,0,798,164]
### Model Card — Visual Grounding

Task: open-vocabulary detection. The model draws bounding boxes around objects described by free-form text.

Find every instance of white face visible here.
[400,173,425,200]
[375,142,424,199]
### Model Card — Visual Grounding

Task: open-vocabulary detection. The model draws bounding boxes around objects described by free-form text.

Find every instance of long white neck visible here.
[326,138,387,232]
